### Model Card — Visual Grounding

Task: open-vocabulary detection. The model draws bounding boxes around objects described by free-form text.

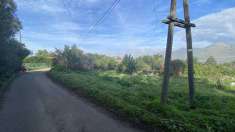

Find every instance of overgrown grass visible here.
[49,68,235,132]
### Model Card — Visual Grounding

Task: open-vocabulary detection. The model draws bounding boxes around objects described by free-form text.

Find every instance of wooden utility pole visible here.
[161,0,176,105]
[184,0,195,107]
[161,0,196,106]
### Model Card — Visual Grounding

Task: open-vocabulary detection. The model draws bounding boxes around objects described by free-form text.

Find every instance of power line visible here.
[62,0,75,19]
[77,0,121,44]
[60,0,120,35]
[87,0,121,33]
[40,0,121,44]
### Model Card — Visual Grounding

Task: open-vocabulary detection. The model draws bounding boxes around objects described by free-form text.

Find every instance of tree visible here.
[53,45,119,71]
[0,0,21,40]
[54,45,84,70]
[136,59,151,73]
[91,54,118,70]
[24,49,54,66]
[136,55,163,73]
[136,56,153,72]
[205,56,217,65]
[35,49,51,57]
[121,54,137,74]
[0,0,29,78]
[81,53,95,70]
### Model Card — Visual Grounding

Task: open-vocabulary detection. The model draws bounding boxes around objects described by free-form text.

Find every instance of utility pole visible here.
[184,0,195,107]
[161,0,196,107]
[160,0,176,105]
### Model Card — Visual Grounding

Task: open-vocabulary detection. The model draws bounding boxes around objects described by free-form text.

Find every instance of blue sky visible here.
[15,0,235,56]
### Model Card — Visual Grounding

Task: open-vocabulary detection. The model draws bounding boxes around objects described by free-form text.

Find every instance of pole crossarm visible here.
[162,17,196,28]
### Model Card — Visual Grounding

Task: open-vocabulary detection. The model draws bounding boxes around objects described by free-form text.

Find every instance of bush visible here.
[205,56,217,65]
[171,60,186,76]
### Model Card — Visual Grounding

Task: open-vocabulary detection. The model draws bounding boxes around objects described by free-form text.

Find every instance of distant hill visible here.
[172,43,235,63]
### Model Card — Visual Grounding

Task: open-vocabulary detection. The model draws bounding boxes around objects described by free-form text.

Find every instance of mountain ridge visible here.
[172,43,235,63]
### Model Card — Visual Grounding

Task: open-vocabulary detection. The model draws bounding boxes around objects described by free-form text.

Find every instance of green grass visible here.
[49,69,235,132]
[24,63,50,71]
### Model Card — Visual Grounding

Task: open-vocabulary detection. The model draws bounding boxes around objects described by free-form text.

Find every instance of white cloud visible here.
[40,4,64,13]
[15,0,65,14]
[175,7,235,48]
[52,22,81,31]
[192,0,211,5]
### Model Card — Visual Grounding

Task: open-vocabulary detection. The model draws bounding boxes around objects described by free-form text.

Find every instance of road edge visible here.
[0,73,20,109]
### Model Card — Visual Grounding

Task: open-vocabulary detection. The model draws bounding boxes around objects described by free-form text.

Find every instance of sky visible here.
[14,0,235,56]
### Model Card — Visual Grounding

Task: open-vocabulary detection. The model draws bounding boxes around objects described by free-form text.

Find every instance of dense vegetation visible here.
[0,0,30,89]
[52,45,189,77]
[49,45,235,131]
[53,45,119,71]
[24,50,54,71]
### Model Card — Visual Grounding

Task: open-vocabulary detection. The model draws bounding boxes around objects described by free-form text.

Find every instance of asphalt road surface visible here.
[0,72,142,132]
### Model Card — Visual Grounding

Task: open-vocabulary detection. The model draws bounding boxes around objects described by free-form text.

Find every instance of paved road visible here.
[0,72,142,132]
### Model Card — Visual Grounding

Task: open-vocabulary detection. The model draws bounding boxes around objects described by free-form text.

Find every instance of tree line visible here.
[51,45,231,76]
[26,44,228,77]
[24,49,54,66]
[51,45,187,76]
[0,0,30,81]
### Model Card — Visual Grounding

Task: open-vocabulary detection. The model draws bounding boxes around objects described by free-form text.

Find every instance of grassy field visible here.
[49,67,235,131]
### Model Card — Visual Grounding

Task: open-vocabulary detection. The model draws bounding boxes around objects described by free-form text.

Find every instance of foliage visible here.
[24,49,54,70]
[136,55,163,73]
[53,46,164,74]
[24,56,52,66]
[50,41,235,132]
[52,46,165,75]
[53,45,118,71]
[35,49,51,57]
[0,0,21,41]
[205,56,217,65]
[0,0,29,79]
[54,45,85,70]
[216,78,225,90]
[171,60,186,76]
[193,63,235,78]
[49,67,235,132]
[24,63,50,71]
[118,54,137,74]
[91,54,118,70]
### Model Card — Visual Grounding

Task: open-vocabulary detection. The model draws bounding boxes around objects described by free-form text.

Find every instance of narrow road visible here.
[0,72,142,132]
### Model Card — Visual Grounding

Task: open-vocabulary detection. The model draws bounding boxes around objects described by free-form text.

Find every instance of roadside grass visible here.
[24,63,50,71]
[49,69,235,132]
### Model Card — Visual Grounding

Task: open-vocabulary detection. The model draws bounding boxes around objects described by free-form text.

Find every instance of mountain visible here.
[172,43,235,63]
